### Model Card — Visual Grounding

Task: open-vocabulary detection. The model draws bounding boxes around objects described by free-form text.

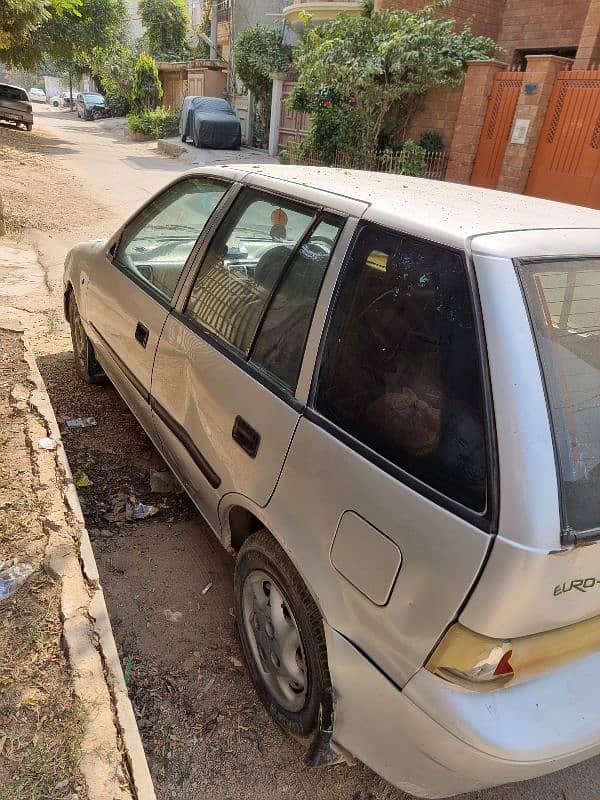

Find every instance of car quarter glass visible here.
[518,257,600,538]
[114,177,229,301]
[185,189,316,355]
[250,215,343,391]
[315,224,487,512]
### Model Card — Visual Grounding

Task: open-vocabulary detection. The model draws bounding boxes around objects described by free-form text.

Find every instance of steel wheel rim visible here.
[241,569,308,712]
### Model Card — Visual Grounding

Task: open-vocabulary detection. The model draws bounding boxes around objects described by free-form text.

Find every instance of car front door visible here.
[151,187,346,532]
[84,174,232,434]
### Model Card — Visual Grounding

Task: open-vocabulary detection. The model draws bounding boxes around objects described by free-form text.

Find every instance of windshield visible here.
[83,94,104,104]
[519,258,600,537]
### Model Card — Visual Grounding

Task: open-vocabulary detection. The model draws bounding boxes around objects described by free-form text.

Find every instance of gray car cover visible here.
[179,96,241,149]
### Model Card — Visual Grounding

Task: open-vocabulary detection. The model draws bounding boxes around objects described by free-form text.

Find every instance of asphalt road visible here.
[5,107,600,800]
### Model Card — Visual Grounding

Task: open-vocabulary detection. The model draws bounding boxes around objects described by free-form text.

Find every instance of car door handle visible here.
[135,322,149,348]
[232,415,260,458]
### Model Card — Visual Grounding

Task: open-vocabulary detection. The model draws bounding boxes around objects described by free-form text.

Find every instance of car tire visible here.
[234,530,332,739]
[25,123,32,132]
[68,294,105,384]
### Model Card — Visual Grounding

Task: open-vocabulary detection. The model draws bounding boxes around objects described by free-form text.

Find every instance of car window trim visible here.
[109,175,237,307]
[306,220,498,533]
[179,186,323,359]
[249,210,346,384]
[169,308,305,412]
[177,184,326,313]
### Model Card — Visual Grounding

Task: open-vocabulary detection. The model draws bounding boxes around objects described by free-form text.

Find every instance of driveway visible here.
[1,108,599,800]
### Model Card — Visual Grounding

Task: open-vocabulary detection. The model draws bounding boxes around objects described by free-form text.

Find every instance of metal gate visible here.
[526,69,600,210]
[278,77,311,151]
[470,70,525,189]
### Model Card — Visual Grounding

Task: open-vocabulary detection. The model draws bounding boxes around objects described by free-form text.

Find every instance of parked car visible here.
[0,83,33,131]
[29,87,46,103]
[179,96,241,149]
[63,166,600,798]
[75,92,108,120]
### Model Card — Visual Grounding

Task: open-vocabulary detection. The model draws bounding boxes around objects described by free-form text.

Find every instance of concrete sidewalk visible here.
[158,135,277,167]
[0,242,156,800]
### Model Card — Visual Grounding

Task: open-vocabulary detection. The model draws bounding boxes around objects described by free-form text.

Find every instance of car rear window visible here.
[519,258,600,536]
[0,85,28,101]
[315,224,488,514]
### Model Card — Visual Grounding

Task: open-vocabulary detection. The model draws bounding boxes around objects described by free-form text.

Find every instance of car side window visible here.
[185,189,315,355]
[250,215,343,390]
[114,177,229,301]
[315,225,487,512]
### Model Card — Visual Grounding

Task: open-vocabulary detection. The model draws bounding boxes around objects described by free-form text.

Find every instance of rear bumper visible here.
[325,624,600,798]
[0,110,33,125]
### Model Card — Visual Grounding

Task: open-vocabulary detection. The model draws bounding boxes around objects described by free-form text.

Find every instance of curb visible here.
[21,333,157,800]
[157,138,186,157]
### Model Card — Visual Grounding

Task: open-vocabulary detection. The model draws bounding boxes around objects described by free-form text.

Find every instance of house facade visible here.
[374,0,600,206]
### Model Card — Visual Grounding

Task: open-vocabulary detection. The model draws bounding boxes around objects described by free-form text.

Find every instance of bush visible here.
[126,107,179,138]
[399,139,427,177]
[419,130,444,152]
[104,89,131,117]
[132,53,163,111]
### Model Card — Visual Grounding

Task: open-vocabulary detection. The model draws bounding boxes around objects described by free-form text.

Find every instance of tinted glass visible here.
[186,189,315,354]
[115,177,228,300]
[519,258,600,534]
[316,225,487,512]
[0,85,28,101]
[251,216,342,390]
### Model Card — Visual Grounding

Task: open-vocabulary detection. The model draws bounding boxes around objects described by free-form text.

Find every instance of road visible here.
[2,108,600,800]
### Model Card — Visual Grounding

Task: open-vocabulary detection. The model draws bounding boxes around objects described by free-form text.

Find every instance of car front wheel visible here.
[234,530,332,738]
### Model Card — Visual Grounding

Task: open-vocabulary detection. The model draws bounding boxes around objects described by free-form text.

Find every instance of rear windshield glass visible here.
[83,94,104,103]
[0,85,28,101]
[519,258,600,535]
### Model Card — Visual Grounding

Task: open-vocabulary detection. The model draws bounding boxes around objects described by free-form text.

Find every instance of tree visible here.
[0,0,80,62]
[91,41,138,112]
[131,53,163,110]
[234,23,292,135]
[139,0,189,61]
[0,0,126,70]
[289,0,496,154]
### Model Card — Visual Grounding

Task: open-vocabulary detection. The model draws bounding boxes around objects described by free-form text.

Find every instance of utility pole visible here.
[68,70,74,111]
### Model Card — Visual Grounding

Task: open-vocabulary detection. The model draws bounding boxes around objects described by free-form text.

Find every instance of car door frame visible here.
[83,173,242,452]
[168,182,359,405]
[148,180,363,538]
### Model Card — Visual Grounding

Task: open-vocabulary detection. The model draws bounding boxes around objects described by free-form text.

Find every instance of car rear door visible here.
[84,174,232,433]
[150,186,348,531]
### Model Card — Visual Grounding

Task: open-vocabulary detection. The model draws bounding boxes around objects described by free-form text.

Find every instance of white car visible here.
[63,166,600,798]
[29,87,46,103]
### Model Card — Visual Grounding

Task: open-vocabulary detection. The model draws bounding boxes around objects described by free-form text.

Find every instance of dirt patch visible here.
[0,329,86,800]
[0,123,111,239]
[37,347,404,800]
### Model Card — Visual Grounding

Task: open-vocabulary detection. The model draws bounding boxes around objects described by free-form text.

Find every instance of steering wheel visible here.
[309,235,335,249]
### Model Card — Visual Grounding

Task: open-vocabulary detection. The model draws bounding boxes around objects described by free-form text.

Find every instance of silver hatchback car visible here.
[63,166,600,797]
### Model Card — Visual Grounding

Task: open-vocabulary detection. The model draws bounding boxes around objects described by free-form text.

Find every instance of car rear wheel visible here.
[68,294,105,384]
[25,123,32,132]
[234,530,331,738]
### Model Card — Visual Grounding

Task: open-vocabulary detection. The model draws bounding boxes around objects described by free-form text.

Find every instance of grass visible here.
[0,704,84,800]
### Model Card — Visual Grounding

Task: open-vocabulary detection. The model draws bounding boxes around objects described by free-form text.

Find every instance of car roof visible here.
[194,164,600,250]
[0,82,28,91]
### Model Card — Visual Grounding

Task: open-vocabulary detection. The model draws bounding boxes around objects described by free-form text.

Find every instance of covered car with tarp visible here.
[179,96,241,150]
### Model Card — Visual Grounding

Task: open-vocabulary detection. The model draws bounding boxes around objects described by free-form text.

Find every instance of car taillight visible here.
[26,104,32,113]
[426,615,600,691]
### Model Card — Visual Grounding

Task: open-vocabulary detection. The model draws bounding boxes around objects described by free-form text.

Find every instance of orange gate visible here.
[526,69,600,210]
[470,70,525,189]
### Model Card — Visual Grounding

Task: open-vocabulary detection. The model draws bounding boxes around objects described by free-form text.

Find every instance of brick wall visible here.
[497,0,589,59]
[405,85,463,150]
[375,0,505,39]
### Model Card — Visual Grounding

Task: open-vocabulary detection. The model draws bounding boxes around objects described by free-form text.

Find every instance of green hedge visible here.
[126,107,179,139]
